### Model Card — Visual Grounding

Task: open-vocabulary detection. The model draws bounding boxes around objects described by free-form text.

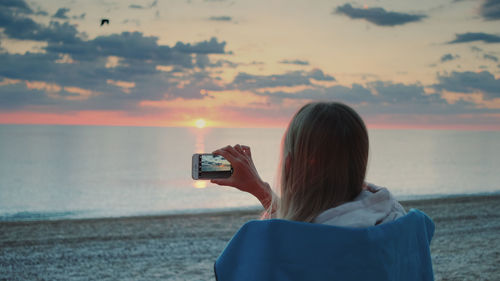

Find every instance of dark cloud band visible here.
[0,0,33,14]
[483,54,499,62]
[335,4,426,26]
[480,0,500,20]
[209,16,232,21]
[0,2,229,110]
[440,54,459,63]
[279,59,310,66]
[434,71,500,100]
[230,69,334,90]
[52,7,70,19]
[449,32,500,44]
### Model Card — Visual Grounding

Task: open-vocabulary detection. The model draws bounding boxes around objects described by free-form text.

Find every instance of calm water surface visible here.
[0,125,499,221]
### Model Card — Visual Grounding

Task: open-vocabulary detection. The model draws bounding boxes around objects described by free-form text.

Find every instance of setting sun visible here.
[195,118,207,129]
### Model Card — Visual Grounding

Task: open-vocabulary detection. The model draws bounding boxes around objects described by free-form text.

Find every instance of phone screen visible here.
[198,154,232,179]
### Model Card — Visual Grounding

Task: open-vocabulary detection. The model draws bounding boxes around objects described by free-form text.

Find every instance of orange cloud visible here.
[0,78,21,86]
[55,54,75,64]
[23,81,98,100]
[441,90,500,109]
[105,56,125,68]
[106,79,136,93]
[63,86,98,100]
[25,81,61,92]
[156,65,174,72]
[255,84,315,94]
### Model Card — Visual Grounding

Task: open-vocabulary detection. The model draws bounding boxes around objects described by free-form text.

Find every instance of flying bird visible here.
[100,19,109,26]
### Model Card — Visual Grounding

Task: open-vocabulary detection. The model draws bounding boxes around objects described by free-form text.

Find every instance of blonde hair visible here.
[273,102,369,222]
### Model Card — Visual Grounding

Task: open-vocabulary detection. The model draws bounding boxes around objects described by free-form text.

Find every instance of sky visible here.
[0,0,499,129]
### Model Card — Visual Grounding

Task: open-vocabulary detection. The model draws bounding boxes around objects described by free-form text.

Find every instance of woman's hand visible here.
[211,145,272,209]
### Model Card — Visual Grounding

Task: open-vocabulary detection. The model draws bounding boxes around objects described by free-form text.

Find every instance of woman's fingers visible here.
[233,144,251,157]
[212,144,253,177]
[222,145,240,158]
[213,148,236,163]
[234,144,243,153]
[209,145,264,197]
[210,178,230,186]
[215,144,251,163]
[241,145,251,157]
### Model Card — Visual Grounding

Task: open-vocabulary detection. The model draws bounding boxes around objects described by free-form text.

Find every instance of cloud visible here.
[484,54,499,62]
[229,72,474,115]
[434,71,500,100]
[129,1,158,9]
[308,69,335,81]
[279,59,310,66]
[440,54,459,63]
[334,4,426,26]
[72,13,86,20]
[173,37,226,54]
[129,4,144,9]
[35,10,48,16]
[209,16,232,21]
[0,6,80,43]
[0,52,59,82]
[43,31,226,67]
[122,19,141,26]
[470,46,483,52]
[480,0,500,20]
[369,81,444,105]
[0,3,231,111]
[52,8,70,19]
[253,80,454,115]
[256,84,374,103]
[449,32,500,44]
[230,69,335,90]
[0,0,33,14]
[195,55,238,68]
[0,82,55,109]
[0,0,494,122]
[0,53,174,110]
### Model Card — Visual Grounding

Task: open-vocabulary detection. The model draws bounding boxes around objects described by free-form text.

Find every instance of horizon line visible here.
[1,121,499,132]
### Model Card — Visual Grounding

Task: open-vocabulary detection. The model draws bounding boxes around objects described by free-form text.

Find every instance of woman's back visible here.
[215,209,434,281]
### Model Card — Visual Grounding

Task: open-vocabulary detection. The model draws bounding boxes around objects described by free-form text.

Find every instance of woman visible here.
[211,102,405,226]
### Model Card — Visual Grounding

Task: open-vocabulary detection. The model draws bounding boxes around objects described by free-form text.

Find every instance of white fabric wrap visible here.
[313,184,406,227]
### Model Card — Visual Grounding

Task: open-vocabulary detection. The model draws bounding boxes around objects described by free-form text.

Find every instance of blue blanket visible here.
[215,209,434,281]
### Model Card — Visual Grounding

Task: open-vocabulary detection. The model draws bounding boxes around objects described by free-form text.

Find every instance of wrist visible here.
[252,180,272,209]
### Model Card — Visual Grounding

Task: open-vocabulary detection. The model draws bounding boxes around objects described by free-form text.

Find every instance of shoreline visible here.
[2,191,500,224]
[1,194,500,280]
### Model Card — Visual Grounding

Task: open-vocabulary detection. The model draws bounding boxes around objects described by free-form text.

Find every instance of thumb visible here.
[210,179,231,186]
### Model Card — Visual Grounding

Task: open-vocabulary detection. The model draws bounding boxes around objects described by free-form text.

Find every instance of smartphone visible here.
[192,153,233,180]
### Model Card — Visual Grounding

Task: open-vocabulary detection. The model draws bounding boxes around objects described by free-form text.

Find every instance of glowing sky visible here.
[0,0,499,129]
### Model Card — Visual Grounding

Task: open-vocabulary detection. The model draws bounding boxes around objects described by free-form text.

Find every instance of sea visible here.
[0,124,499,221]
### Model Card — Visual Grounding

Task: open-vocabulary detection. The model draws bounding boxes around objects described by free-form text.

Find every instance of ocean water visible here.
[0,125,499,221]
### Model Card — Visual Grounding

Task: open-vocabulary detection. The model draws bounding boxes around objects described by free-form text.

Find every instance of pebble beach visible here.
[1,194,499,280]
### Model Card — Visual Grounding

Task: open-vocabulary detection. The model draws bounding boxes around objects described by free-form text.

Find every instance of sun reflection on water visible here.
[193,181,207,189]
[194,128,206,153]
